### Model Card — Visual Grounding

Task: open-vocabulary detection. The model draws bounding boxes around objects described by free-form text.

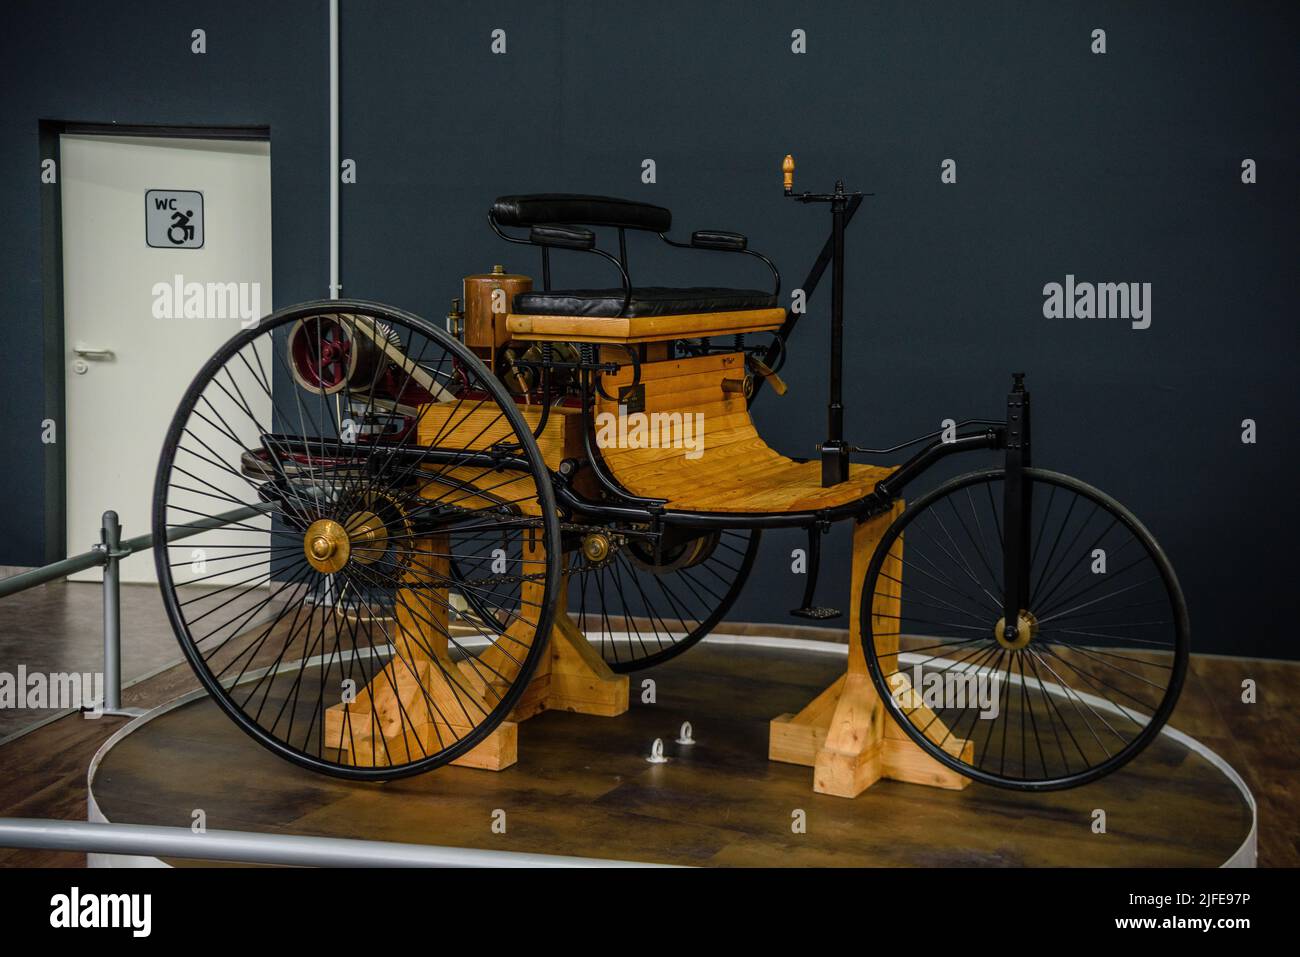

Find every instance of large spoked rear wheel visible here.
[572,526,760,672]
[862,468,1189,791]
[153,300,561,780]
[448,524,759,673]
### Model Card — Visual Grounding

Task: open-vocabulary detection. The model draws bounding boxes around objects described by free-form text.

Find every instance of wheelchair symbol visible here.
[167,209,195,245]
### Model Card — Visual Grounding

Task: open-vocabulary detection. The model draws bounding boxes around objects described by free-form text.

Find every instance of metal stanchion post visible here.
[92,511,145,719]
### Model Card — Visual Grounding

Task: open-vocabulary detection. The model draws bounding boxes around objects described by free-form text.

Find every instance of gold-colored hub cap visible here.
[304,519,351,574]
[304,511,390,573]
[994,610,1038,650]
[581,533,611,563]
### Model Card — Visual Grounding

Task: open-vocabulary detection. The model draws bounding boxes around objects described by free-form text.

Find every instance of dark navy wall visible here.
[1,0,329,559]
[2,1,1296,658]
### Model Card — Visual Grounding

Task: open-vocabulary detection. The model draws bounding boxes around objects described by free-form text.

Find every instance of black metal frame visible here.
[474,180,1050,632]
[478,182,1034,539]
[1000,373,1033,639]
[748,195,863,406]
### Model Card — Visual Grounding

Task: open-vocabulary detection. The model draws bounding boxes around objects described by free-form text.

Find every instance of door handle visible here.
[73,344,115,360]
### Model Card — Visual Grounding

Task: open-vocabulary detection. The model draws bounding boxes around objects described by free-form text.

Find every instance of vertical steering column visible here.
[1001,373,1033,640]
[783,155,858,487]
[822,181,851,486]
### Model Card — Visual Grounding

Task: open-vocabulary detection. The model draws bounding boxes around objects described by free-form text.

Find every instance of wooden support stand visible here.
[769,502,974,797]
[325,534,627,773]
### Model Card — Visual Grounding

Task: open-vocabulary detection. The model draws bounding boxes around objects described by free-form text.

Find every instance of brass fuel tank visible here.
[462,264,532,355]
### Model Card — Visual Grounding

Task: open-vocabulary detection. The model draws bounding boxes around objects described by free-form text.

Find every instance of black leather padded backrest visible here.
[492,194,672,232]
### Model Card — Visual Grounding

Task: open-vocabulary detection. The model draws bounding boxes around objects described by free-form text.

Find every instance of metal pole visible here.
[100,511,121,712]
[829,187,845,437]
[821,181,850,487]
[0,549,107,598]
[0,818,662,868]
[95,511,143,719]
[1001,374,1033,640]
[0,504,266,600]
[328,0,340,298]
[0,503,267,716]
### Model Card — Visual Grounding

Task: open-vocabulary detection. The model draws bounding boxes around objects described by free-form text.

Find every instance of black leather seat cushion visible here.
[492,194,672,233]
[512,287,778,319]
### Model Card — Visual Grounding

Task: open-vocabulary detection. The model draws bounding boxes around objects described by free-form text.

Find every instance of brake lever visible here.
[745,354,788,396]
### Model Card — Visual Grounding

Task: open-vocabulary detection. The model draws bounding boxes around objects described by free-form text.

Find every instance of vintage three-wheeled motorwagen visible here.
[153,157,1188,794]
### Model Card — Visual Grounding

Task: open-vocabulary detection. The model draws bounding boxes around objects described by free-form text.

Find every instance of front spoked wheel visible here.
[862,468,1189,791]
[153,300,561,780]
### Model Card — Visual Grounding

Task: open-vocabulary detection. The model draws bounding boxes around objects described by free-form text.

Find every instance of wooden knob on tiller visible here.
[783,154,796,194]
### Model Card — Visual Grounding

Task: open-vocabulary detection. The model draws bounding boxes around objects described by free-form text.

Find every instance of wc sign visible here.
[145,189,204,248]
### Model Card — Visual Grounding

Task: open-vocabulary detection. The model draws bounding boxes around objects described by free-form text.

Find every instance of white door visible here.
[61,134,272,582]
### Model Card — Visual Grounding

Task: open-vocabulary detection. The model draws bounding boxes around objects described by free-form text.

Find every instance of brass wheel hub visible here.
[303,511,389,574]
[581,532,612,564]
[994,610,1038,650]
[343,510,387,565]
[304,519,350,574]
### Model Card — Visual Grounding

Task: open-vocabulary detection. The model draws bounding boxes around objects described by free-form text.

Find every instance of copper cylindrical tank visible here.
[462,264,532,354]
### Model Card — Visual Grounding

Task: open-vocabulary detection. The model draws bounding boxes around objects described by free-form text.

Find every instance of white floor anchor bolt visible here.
[646,737,669,764]
[675,721,696,745]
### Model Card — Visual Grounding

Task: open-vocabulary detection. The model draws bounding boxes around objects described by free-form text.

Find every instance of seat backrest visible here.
[491,194,672,233]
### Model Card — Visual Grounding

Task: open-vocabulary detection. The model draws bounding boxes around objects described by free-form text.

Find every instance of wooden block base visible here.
[769,673,972,797]
[324,610,627,774]
[506,613,630,725]
[768,500,973,798]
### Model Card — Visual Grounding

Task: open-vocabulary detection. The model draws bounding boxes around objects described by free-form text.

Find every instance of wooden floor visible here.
[0,574,183,740]
[0,627,1294,866]
[81,643,1246,867]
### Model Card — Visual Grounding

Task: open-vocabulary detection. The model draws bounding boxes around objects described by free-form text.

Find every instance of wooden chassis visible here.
[317,390,1003,797]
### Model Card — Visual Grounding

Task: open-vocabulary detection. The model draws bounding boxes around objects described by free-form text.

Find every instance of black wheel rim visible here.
[153,300,560,780]
[863,468,1189,791]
